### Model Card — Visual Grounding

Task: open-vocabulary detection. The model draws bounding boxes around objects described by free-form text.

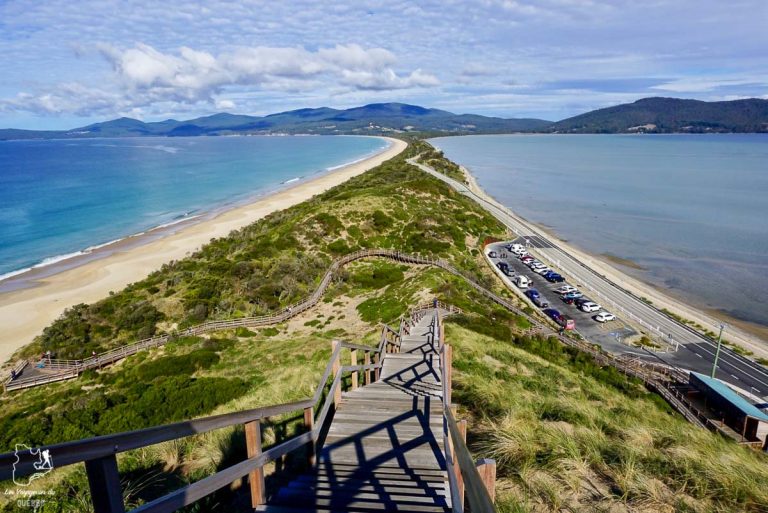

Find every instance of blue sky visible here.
[1,0,766,129]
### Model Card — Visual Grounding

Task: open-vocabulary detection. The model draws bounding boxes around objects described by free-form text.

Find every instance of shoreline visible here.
[0,137,407,365]
[459,164,768,359]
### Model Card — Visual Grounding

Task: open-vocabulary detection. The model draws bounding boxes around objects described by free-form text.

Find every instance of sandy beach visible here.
[460,166,768,360]
[0,137,407,365]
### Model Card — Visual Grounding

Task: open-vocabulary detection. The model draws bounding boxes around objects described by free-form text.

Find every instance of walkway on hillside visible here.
[258,309,451,512]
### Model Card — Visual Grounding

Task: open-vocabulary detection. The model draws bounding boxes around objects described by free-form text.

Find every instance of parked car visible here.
[532,296,549,308]
[561,295,577,305]
[555,285,578,294]
[545,272,565,283]
[562,291,583,300]
[514,275,531,289]
[594,311,616,323]
[535,267,552,275]
[580,301,601,313]
[543,308,562,322]
[496,261,509,272]
[488,251,497,258]
[574,297,591,307]
[521,255,535,262]
[509,243,527,255]
[525,289,540,300]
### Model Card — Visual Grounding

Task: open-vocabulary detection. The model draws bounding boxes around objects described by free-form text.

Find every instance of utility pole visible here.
[711,323,726,379]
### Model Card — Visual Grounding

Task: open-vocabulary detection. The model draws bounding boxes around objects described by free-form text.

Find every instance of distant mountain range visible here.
[2,98,767,140]
[0,103,549,140]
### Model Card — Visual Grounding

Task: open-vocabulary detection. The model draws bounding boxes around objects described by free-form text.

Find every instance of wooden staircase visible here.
[1,302,496,513]
[259,312,451,512]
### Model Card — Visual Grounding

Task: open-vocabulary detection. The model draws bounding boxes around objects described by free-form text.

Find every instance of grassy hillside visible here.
[21,140,505,361]
[2,141,767,512]
[448,323,768,512]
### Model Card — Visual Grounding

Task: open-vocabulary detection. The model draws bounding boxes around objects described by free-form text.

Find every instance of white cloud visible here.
[652,77,767,93]
[2,42,438,117]
[215,98,235,110]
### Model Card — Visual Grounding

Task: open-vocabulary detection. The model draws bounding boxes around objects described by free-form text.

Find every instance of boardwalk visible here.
[259,310,451,512]
[1,304,497,513]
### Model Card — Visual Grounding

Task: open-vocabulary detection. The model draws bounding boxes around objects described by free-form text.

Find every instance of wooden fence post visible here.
[458,418,467,507]
[351,349,358,390]
[304,406,315,467]
[444,344,452,406]
[364,352,371,385]
[331,340,342,406]
[476,458,497,503]
[85,454,125,513]
[245,420,265,507]
[374,352,381,381]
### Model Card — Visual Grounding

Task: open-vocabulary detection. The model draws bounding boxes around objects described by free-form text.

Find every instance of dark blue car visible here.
[525,289,540,300]
[543,308,562,322]
[545,272,565,283]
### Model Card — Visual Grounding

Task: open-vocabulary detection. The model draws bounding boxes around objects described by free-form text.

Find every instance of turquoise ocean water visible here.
[0,135,387,282]
[430,134,768,328]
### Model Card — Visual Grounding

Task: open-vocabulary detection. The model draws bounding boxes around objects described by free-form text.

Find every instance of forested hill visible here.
[4,98,767,140]
[0,103,550,139]
[548,97,768,133]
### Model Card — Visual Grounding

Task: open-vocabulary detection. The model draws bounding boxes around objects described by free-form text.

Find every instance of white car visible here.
[531,262,547,270]
[535,267,551,275]
[594,311,616,322]
[555,285,578,294]
[580,301,601,313]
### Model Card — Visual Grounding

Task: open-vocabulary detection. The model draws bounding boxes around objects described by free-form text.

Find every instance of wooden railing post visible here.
[350,349,358,390]
[374,352,381,381]
[332,340,342,406]
[85,454,125,513]
[458,418,467,507]
[245,420,265,507]
[364,352,371,385]
[444,344,452,406]
[476,458,497,503]
[304,406,315,467]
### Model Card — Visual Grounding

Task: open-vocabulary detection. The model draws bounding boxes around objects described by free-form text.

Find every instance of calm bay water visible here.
[0,135,387,280]
[430,134,768,328]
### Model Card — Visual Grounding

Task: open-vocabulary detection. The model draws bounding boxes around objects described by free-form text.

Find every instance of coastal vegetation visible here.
[2,142,767,512]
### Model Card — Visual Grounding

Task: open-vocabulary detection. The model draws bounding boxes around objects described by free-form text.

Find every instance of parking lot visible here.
[486,241,640,355]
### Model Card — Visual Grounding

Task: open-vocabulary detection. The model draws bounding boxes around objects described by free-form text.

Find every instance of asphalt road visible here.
[409,157,768,399]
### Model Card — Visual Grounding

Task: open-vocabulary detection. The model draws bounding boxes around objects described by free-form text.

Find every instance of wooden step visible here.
[271,491,451,512]
[293,475,447,489]
[314,462,447,477]
[273,485,447,506]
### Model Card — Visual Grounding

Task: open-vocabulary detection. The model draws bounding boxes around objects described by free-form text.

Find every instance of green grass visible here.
[447,323,768,511]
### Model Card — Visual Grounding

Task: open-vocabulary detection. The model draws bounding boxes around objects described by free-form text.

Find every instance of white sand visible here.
[0,137,407,365]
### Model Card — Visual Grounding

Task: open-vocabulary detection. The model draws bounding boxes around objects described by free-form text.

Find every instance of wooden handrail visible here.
[0,304,431,513]
[0,398,313,480]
